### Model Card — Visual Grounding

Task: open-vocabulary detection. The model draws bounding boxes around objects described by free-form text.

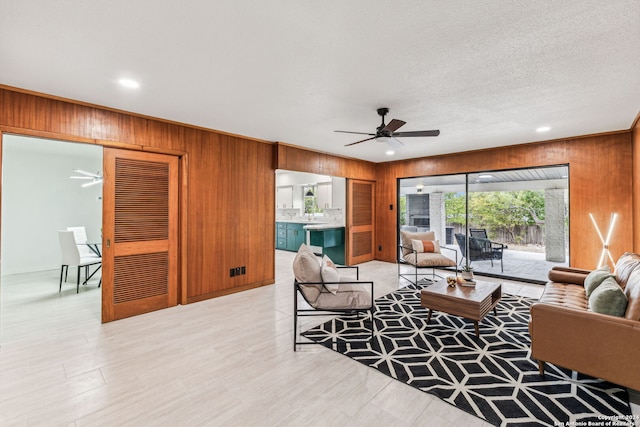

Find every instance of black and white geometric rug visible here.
[303,285,636,427]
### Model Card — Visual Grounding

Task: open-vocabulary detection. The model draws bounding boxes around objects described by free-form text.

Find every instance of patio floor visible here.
[451,245,569,283]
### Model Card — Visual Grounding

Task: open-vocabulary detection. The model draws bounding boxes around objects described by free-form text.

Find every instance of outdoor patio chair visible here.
[398,230,457,285]
[293,244,374,350]
[455,232,505,272]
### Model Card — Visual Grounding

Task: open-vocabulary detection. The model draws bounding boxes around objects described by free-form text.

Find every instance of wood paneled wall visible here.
[276,143,376,180]
[0,86,275,303]
[633,115,640,252]
[375,132,634,270]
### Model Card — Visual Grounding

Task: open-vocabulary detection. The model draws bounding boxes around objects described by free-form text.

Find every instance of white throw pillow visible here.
[321,255,340,294]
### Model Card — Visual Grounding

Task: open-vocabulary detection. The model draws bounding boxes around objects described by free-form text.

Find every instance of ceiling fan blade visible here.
[73,169,101,177]
[392,129,440,137]
[335,130,376,136]
[382,119,406,133]
[345,136,376,146]
[387,138,404,148]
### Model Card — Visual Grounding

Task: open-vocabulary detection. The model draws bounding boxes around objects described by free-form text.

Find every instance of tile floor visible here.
[0,251,636,426]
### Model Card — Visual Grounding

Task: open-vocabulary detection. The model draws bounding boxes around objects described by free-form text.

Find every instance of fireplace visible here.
[411,215,429,228]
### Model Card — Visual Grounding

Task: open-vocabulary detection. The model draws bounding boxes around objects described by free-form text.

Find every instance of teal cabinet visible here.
[309,227,345,265]
[276,222,306,252]
[286,222,305,251]
[276,222,287,250]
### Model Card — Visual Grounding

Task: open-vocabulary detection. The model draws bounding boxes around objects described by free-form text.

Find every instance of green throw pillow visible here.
[588,277,628,317]
[584,266,614,297]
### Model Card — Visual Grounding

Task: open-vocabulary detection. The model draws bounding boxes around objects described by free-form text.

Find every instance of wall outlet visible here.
[378,245,382,251]
[231,266,246,277]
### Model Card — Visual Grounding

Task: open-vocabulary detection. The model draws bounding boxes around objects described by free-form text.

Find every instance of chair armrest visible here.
[337,265,359,280]
[530,303,640,390]
[547,266,590,286]
[295,279,372,287]
[398,244,416,262]
[439,245,458,266]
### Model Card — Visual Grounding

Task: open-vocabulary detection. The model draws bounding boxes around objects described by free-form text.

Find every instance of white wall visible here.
[1,135,102,275]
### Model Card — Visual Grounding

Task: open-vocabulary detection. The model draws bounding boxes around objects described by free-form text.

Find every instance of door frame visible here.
[0,127,189,315]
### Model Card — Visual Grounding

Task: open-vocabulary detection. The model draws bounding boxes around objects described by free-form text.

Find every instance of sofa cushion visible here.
[320,255,340,294]
[623,269,640,321]
[292,244,322,303]
[614,252,640,288]
[583,265,614,297]
[589,277,628,317]
[400,230,436,257]
[538,282,589,310]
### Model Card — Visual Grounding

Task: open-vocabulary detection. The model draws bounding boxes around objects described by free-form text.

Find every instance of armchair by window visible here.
[398,230,457,285]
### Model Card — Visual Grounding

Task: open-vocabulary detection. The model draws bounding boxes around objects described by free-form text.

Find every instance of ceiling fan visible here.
[69,169,103,187]
[335,107,440,147]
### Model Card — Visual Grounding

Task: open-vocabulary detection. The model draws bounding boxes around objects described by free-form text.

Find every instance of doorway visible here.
[1,134,183,342]
[1,135,103,340]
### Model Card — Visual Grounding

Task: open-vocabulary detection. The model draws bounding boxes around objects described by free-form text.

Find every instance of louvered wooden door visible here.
[102,148,179,323]
[346,179,375,265]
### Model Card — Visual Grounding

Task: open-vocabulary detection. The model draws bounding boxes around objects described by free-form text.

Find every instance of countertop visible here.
[276,219,325,225]
[303,223,344,230]
[275,220,345,230]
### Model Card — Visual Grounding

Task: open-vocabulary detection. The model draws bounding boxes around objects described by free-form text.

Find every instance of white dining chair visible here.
[58,230,102,293]
[67,226,100,258]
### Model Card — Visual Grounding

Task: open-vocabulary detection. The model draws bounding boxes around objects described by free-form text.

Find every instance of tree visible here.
[445,192,466,226]
[444,190,546,245]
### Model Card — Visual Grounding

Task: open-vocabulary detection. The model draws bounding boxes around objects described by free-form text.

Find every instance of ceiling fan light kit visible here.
[335,107,440,147]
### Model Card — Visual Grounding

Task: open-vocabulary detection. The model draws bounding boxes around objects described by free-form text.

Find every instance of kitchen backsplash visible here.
[276,207,343,223]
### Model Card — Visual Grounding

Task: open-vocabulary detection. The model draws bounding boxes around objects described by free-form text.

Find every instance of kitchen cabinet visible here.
[275,222,306,252]
[308,227,345,265]
[276,186,293,208]
[316,182,332,209]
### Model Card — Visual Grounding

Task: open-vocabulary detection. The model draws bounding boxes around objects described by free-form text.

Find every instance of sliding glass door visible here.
[398,166,569,283]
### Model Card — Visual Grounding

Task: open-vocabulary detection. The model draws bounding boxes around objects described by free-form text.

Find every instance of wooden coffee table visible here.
[420,279,502,337]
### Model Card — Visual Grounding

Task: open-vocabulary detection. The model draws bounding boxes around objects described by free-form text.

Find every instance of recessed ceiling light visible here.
[478,174,493,179]
[118,78,140,89]
[385,150,395,155]
[536,126,551,132]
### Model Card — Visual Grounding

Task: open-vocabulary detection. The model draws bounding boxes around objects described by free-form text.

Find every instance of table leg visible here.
[426,309,433,324]
[474,321,479,337]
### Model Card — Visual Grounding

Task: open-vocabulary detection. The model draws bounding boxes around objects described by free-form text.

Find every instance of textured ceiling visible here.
[1,1,639,162]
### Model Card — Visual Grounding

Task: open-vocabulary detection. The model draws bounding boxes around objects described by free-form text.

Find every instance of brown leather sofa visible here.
[529,252,640,391]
